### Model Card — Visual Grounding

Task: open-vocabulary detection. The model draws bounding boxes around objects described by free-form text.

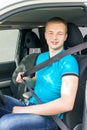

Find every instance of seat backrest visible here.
[11,31,41,99]
[64,23,87,130]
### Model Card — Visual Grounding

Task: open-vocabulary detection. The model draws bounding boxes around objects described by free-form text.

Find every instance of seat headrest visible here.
[25,31,42,48]
[64,23,84,49]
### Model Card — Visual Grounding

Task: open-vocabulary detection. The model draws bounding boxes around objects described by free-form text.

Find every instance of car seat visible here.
[64,23,87,130]
[11,31,42,99]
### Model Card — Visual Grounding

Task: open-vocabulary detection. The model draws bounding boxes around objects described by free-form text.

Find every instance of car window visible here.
[79,27,87,37]
[0,29,19,62]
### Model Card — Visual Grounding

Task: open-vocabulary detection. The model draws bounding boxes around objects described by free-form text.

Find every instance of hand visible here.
[16,72,28,83]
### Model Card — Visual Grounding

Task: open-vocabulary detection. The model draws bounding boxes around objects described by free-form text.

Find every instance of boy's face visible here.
[45,22,67,52]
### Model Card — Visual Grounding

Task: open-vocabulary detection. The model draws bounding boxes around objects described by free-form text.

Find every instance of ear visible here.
[44,31,47,40]
[64,33,68,41]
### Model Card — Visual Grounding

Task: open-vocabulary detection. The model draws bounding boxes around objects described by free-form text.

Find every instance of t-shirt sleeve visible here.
[60,55,79,77]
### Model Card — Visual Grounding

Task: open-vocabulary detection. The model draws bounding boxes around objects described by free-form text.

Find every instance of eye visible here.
[48,32,53,35]
[58,32,64,35]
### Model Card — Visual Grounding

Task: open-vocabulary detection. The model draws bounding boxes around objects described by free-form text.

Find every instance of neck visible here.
[49,48,63,57]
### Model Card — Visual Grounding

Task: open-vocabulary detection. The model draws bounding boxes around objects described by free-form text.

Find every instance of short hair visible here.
[45,17,67,32]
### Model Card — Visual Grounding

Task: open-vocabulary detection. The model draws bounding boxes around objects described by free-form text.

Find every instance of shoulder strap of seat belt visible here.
[23,42,87,77]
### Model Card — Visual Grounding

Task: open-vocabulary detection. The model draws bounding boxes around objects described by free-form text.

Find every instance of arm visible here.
[13,75,78,115]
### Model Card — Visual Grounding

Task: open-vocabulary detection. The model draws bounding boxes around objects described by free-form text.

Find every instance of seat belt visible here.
[23,42,87,77]
[22,42,87,130]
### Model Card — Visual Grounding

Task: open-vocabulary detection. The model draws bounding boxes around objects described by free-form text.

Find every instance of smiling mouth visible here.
[52,41,59,45]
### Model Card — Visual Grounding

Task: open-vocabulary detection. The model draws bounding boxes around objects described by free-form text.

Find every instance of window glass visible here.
[79,27,87,37]
[32,28,40,38]
[0,30,19,62]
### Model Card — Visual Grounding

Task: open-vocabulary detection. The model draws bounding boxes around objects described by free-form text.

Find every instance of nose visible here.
[53,34,58,40]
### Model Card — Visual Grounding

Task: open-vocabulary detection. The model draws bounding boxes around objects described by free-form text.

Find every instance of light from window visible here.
[0,30,19,62]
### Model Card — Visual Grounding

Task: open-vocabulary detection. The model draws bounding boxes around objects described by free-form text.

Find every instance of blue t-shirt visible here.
[29,50,79,119]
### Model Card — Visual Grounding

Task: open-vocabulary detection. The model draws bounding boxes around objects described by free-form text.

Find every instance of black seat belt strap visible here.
[23,42,87,77]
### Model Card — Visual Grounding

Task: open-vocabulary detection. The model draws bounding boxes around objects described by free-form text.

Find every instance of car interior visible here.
[0,1,87,130]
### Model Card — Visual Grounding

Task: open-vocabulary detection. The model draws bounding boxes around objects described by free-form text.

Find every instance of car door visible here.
[0,29,19,95]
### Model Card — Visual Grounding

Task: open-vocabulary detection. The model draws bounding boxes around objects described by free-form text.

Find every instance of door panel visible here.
[0,61,16,95]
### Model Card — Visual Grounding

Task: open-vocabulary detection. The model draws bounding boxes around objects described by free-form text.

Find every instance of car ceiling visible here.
[0,2,87,29]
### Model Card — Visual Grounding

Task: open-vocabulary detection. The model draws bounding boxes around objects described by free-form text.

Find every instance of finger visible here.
[23,77,28,80]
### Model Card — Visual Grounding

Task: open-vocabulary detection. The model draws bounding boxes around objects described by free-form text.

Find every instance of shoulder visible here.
[60,54,79,76]
[61,54,78,66]
[36,52,49,64]
[38,52,49,57]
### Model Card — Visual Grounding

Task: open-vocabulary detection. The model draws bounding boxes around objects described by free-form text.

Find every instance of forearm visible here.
[30,97,74,115]
[13,97,73,115]
[27,100,64,116]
